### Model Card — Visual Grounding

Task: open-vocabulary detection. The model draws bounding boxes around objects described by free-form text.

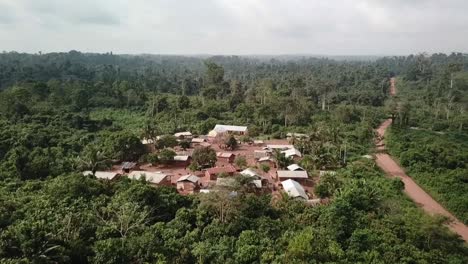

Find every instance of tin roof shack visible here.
[253,140,264,146]
[127,171,172,187]
[281,179,308,200]
[82,171,121,181]
[254,150,270,159]
[277,170,308,184]
[121,162,139,173]
[174,131,193,140]
[216,152,236,164]
[265,144,294,150]
[240,168,266,189]
[173,155,192,167]
[205,165,237,180]
[287,164,305,171]
[281,148,302,162]
[176,174,200,194]
[191,137,207,146]
[257,156,276,168]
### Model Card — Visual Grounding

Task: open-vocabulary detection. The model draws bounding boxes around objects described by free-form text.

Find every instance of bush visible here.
[234,156,247,169]
[261,164,270,173]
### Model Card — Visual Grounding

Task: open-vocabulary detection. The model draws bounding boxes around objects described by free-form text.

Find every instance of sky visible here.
[0,0,467,55]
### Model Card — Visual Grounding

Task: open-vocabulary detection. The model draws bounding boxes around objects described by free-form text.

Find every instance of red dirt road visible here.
[389,77,397,96]
[375,78,468,242]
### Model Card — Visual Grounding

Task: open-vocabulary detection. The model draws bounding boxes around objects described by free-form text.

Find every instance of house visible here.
[174,131,193,140]
[254,150,270,159]
[253,140,264,146]
[82,171,120,181]
[208,124,248,137]
[282,148,302,159]
[205,165,237,180]
[127,171,171,186]
[287,164,305,171]
[277,170,308,183]
[121,162,139,173]
[173,155,192,167]
[216,152,236,163]
[265,144,294,150]
[281,179,308,200]
[257,156,276,168]
[176,174,200,193]
[199,142,212,147]
[240,168,265,189]
[191,137,207,146]
[240,168,261,179]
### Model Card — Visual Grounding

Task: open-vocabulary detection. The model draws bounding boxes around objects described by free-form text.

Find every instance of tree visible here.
[156,135,178,149]
[191,146,217,170]
[225,136,238,150]
[146,153,159,166]
[179,140,190,150]
[234,156,247,169]
[77,144,110,175]
[273,149,293,169]
[159,149,176,164]
[178,95,190,109]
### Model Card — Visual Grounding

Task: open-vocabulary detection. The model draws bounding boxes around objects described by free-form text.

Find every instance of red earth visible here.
[375,77,468,242]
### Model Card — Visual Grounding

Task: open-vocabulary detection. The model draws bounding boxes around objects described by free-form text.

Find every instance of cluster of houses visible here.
[84,124,325,202]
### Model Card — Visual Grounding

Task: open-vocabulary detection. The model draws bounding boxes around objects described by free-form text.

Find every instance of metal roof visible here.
[174,155,190,161]
[213,124,248,132]
[287,164,305,171]
[174,131,192,137]
[240,168,261,178]
[281,179,308,200]
[282,148,302,158]
[277,170,308,179]
[127,171,169,184]
[177,174,200,183]
[82,171,120,180]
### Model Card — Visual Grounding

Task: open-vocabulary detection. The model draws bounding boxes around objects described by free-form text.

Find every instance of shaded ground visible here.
[375,77,468,242]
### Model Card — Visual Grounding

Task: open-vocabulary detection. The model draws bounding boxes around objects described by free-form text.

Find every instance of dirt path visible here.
[375,77,468,242]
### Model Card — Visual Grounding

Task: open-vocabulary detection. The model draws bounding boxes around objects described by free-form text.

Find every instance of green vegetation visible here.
[387,129,468,223]
[0,51,467,262]
[383,53,468,224]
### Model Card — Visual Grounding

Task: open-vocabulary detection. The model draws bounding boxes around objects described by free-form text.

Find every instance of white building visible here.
[281,179,308,200]
[287,164,305,171]
[82,171,120,180]
[208,124,248,137]
[127,171,171,185]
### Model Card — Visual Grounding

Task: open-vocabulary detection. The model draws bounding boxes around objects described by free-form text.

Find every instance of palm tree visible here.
[273,149,293,169]
[77,145,110,175]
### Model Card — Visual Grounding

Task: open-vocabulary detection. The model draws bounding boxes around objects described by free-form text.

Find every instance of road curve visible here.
[375,78,468,242]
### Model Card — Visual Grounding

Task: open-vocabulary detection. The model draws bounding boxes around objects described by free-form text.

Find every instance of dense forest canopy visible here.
[0,51,467,263]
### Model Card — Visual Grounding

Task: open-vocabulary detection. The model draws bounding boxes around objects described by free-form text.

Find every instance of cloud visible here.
[0,0,467,54]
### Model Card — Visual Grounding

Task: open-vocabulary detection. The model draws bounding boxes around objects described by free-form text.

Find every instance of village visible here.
[83,124,334,204]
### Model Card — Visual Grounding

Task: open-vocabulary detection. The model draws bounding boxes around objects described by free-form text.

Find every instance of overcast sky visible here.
[1,0,467,55]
